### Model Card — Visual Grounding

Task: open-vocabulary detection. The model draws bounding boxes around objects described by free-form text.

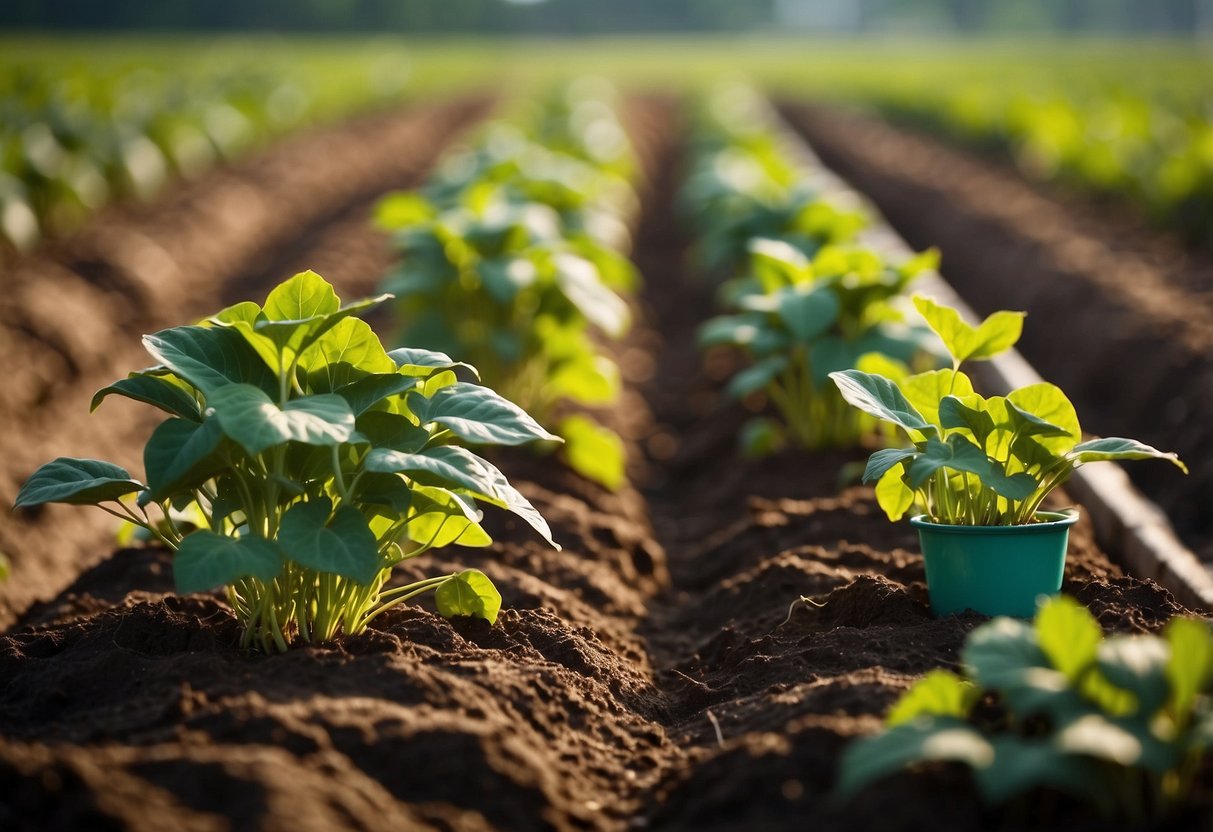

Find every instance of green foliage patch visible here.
[16,270,559,651]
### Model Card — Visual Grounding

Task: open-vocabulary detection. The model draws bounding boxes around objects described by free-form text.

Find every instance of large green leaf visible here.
[697,313,767,349]
[830,370,936,437]
[387,347,479,380]
[254,271,391,359]
[456,455,559,549]
[354,472,414,515]
[875,466,916,521]
[408,383,560,446]
[939,395,996,447]
[774,285,840,342]
[354,411,430,453]
[277,498,381,584]
[365,445,497,496]
[902,369,974,428]
[976,737,1111,810]
[963,617,1078,718]
[554,252,630,338]
[262,269,339,320]
[748,236,810,291]
[913,295,1024,365]
[1006,383,1081,453]
[1035,596,1102,684]
[1096,635,1171,716]
[405,485,492,549]
[1165,618,1213,719]
[727,355,789,399]
[333,373,417,416]
[838,719,992,798]
[907,435,1037,500]
[144,417,225,501]
[298,318,397,390]
[559,414,626,492]
[209,385,355,456]
[547,354,620,406]
[173,531,283,593]
[434,569,502,624]
[142,325,276,398]
[1005,399,1072,439]
[1069,438,1187,473]
[886,670,977,727]
[862,447,917,484]
[477,256,535,304]
[91,374,201,421]
[15,458,145,507]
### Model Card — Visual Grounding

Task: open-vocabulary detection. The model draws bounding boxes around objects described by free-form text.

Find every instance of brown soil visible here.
[779,102,1213,564]
[0,98,1209,832]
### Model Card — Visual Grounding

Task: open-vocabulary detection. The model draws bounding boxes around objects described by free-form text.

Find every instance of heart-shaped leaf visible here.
[16,458,145,507]
[434,569,502,624]
[173,531,284,594]
[409,383,560,446]
[277,498,381,585]
[209,385,355,456]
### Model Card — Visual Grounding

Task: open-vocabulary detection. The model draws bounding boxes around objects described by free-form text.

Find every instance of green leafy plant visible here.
[830,295,1185,524]
[680,87,868,278]
[376,88,639,491]
[15,270,560,652]
[699,238,943,454]
[839,596,1213,821]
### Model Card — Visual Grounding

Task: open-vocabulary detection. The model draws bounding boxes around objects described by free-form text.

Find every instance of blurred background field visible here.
[1,1,1212,249]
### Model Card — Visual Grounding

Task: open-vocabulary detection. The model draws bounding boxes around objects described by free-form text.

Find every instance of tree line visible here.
[0,0,1205,34]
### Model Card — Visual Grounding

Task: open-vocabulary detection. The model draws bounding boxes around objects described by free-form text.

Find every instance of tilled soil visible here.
[1,99,1209,831]
[779,102,1213,564]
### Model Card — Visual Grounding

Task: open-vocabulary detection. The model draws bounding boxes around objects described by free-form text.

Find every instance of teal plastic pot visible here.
[910,510,1079,618]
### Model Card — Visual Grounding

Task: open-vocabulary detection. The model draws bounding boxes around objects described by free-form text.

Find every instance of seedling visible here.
[699,239,943,453]
[376,90,639,491]
[839,596,1213,821]
[15,270,560,652]
[830,295,1184,524]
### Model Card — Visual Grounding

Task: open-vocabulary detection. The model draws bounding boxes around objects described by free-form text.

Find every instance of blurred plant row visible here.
[0,49,410,251]
[375,80,640,490]
[864,70,1213,244]
[683,87,944,457]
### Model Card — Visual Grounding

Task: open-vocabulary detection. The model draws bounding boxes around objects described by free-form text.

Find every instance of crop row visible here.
[14,82,639,652]
[679,86,1209,821]
[376,80,642,490]
[0,48,411,250]
[859,66,1213,243]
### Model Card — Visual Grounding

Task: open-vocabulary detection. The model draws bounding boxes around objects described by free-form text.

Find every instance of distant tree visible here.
[948,0,987,31]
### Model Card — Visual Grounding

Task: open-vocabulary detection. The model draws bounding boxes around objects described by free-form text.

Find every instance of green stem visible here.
[362,573,456,626]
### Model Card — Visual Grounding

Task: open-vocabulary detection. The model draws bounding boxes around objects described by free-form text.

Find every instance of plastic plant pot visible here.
[910,509,1079,618]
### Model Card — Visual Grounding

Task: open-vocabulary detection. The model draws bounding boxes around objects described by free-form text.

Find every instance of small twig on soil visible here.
[705,709,725,748]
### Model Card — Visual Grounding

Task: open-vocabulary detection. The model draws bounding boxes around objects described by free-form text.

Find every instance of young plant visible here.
[376,92,640,492]
[830,295,1185,524]
[681,90,867,277]
[15,270,560,652]
[839,596,1213,821]
[699,238,943,454]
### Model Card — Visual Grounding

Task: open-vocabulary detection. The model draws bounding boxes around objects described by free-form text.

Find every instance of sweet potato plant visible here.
[831,295,1185,524]
[376,84,639,490]
[686,88,944,456]
[840,596,1213,821]
[16,270,560,652]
